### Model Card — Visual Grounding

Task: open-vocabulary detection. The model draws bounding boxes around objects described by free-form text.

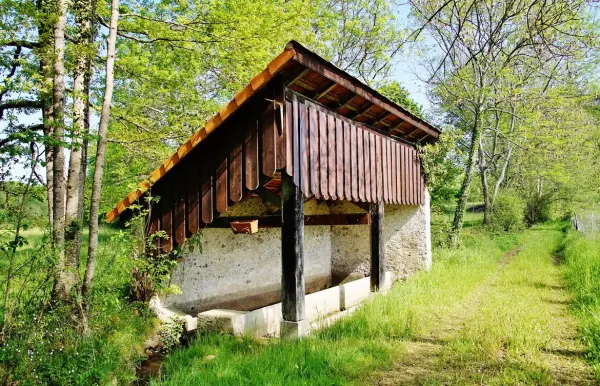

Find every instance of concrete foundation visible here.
[280,319,310,339]
[158,190,432,333]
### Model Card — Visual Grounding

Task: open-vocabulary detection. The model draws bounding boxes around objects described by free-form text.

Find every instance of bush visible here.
[490,191,525,232]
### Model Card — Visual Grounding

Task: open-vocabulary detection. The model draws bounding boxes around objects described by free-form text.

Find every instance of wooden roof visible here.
[106,41,440,223]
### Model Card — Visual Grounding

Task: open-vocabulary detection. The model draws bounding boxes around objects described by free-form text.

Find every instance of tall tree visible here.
[83,0,119,302]
[65,0,95,275]
[410,0,595,246]
[50,0,70,300]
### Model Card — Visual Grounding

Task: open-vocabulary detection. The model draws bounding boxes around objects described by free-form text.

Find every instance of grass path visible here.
[369,229,596,385]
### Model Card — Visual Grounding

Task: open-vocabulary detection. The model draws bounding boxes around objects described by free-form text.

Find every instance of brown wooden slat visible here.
[344,121,352,200]
[328,114,336,199]
[309,106,321,198]
[409,147,415,205]
[363,129,371,202]
[262,101,277,177]
[275,90,286,171]
[385,139,391,203]
[391,141,397,204]
[245,120,259,191]
[292,99,301,186]
[148,189,160,249]
[174,174,186,246]
[370,132,376,202]
[350,124,358,201]
[286,100,294,176]
[336,117,344,200]
[396,143,401,205]
[186,159,200,236]
[318,110,329,199]
[160,177,173,252]
[400,145,406,205]
[380,136,386,202]
[215,140,228,213]
[229,126,243,203]
[300,101,310,195]
[417,150,423,205]
[357,126,365,201]
[201,146,214,224]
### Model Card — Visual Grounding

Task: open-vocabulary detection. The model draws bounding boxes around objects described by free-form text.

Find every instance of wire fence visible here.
[572,212,600,235]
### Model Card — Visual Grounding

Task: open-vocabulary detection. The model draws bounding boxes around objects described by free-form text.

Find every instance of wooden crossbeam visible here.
[351,103,374,120]
[206,213,370,228]
[313,82,337,101]
[288,68,311,87]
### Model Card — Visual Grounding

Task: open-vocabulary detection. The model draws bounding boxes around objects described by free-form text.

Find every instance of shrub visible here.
[490,191,525,232]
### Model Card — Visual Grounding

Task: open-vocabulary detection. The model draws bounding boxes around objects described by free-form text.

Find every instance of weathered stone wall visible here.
[330,189,432,282]
[162,199,332,314]
[162,191,432,314]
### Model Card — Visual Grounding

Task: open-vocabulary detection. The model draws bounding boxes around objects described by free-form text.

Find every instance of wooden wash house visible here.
[107,41,440,338]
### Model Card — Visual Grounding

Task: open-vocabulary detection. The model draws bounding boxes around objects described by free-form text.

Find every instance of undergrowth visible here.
[153,228,519,385]
[562,230,600,381]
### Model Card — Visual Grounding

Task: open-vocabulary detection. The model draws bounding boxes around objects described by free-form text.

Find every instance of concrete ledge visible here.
[197,309,247,335]
[339,277,370,310]
[305,286,341,320]
[149,296,198,331]
[280,319,310,339]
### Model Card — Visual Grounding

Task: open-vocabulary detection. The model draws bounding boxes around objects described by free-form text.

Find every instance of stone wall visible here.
[162,191,432,314]
[162,199,332,314]
[330,189,432,282]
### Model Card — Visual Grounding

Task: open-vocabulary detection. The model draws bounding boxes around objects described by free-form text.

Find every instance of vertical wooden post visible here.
[281,172,307,337]
[370,201,386,292]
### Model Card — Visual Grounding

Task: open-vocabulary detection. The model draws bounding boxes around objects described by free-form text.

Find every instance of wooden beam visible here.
[370,201,385,292]
[206,213,370,228]
[256,186,281,208]
[281,172,305,322]
[313,82,337,101]
[288,68,311,87]
[351,102,374,120]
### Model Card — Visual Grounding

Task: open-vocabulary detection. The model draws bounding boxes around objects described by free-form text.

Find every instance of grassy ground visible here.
[562,229,600,379]
[0,226,155,385]
[152,225,598,385]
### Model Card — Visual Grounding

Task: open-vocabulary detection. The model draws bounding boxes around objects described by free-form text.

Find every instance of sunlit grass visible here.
[154,229,519,385]
[563,230,600,380]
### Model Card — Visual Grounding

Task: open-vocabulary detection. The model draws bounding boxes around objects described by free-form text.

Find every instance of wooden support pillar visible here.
[280,172,308,337]
[370,201,386,292]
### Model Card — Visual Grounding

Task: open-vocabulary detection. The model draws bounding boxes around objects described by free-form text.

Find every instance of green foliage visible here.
[153,228,519,385]
[490,191,525,232]
[159,317,185,352]
[0,228,155,385]
[421,128,463,205]
[563,230,600,379]
[377,80,424,118]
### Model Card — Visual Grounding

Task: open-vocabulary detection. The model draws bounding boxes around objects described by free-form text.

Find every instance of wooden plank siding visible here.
[140,86,425,251]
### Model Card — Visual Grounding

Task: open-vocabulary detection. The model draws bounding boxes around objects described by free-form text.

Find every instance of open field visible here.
[150,225,598,385]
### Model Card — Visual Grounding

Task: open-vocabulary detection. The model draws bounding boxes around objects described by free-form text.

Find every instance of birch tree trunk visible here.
[65,0,95,273]
[492,109,516,204]
[37,0,54,227]
[50,0,71,301]
[478,135,491,225]
[83,0,119,302]
[449,109,482,247]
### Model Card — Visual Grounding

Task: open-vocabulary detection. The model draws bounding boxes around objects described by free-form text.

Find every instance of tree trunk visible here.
[478,135,491,225]
[50,0,71,301]
[37,0,54,227]
[449,109,482,247]
[65,0,95,275]
[492,108,516,205]
[83,0,119,302]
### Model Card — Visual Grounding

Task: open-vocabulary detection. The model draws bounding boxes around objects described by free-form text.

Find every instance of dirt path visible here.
[368,231,597,385]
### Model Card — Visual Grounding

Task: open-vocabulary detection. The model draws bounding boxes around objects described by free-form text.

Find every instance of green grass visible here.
[153,228,519,385]
[562,229,600,380]
[0,226,155,385]
[422,228,567,385]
